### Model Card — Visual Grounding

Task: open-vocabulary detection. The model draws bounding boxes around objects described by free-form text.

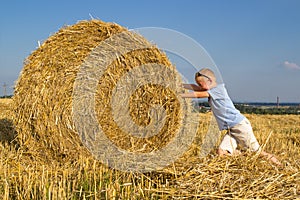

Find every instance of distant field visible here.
[0,98,12,117]
[0,98,299,199]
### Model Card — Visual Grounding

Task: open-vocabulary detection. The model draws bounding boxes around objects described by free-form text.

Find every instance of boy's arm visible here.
[182,84,206,91]
[181,91,209,98]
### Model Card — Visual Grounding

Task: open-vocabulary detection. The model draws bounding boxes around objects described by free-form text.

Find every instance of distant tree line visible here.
[234,104,300,115]
[0,95,13,99]
[195,101,300,115]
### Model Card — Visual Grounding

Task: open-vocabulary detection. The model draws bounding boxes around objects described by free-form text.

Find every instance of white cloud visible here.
[283,61,300,70]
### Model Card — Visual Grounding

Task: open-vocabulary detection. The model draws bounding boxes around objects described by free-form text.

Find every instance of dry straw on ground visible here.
[1,100,300,199]
[13,19,190,163]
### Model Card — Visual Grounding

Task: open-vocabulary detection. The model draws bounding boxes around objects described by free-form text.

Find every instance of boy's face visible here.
[195,76,210,90]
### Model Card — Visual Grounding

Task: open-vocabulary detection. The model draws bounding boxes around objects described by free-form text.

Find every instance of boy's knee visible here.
[217,148,230,156]
[217,148,241,156]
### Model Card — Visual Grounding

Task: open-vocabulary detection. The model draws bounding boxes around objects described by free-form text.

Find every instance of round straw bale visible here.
[13,20,193,163]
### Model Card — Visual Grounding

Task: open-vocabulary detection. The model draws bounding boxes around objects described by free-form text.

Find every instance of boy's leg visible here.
[229,118,260,152]
[230,118,281,165]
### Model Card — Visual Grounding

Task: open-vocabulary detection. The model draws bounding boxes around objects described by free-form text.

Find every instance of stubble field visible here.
[0,98,299,199]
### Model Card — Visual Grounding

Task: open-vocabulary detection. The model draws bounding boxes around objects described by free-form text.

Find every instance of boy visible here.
[181,68,281,165]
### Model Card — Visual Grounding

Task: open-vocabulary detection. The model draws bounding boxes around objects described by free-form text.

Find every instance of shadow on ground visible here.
[0,118,17,146]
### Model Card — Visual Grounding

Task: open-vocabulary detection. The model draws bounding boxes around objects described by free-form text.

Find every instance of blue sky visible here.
[0,0,299,102]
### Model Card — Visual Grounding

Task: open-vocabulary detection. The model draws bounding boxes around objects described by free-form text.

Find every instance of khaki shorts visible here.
[219,118,260,154]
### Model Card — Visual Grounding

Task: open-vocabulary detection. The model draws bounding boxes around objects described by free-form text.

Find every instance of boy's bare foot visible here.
[260,151,282,166]
[217,149,282,166]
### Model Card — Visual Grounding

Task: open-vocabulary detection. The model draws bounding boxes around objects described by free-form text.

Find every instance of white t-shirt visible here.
[207,83,245,130]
